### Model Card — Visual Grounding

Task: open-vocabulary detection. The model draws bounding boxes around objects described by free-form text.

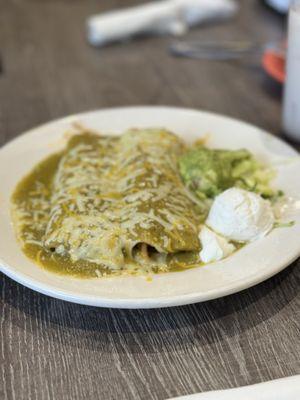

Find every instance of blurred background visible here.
[0,0,292,145]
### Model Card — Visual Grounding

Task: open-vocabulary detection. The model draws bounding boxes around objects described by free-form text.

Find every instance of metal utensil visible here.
[169,40,283,60]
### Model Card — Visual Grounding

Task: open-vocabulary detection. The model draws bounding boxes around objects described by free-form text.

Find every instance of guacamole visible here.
[179,146,277,200]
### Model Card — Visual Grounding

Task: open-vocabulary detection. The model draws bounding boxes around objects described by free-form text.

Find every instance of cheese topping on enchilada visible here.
[11,128,205,277]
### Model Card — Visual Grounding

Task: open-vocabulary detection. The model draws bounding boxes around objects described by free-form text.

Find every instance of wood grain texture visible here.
[0,0,299,399]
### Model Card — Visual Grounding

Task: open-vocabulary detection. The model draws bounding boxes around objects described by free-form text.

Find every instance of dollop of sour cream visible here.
[199,188,276,263]
[206,188,275,242]
[199,225,235,263]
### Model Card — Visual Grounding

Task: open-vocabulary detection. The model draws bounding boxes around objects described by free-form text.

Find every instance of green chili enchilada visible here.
[11,129,205,277]
[11,127,279,278]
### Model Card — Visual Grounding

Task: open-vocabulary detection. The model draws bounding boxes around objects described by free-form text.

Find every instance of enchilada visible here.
[12,128,205,277]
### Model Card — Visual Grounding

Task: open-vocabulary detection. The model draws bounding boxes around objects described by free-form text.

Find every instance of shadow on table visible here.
[1,260,299,354]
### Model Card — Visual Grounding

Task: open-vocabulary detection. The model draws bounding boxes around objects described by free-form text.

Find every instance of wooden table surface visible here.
[0,1,299,399]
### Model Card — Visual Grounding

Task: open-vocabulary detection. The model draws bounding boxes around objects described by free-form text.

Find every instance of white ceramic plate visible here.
[1,106,300,309]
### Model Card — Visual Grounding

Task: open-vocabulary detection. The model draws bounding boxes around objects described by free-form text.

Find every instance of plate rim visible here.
[1,105,296,155]
[0,250,299,308]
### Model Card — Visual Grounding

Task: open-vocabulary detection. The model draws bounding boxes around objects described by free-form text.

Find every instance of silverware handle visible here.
[169,41,265,60]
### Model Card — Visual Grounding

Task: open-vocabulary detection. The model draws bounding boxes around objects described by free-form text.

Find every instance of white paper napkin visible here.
[167,375,300,400]
[87,0,237,47]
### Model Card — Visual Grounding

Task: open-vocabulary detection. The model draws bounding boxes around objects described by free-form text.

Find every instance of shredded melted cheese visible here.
[12,128,205,276]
